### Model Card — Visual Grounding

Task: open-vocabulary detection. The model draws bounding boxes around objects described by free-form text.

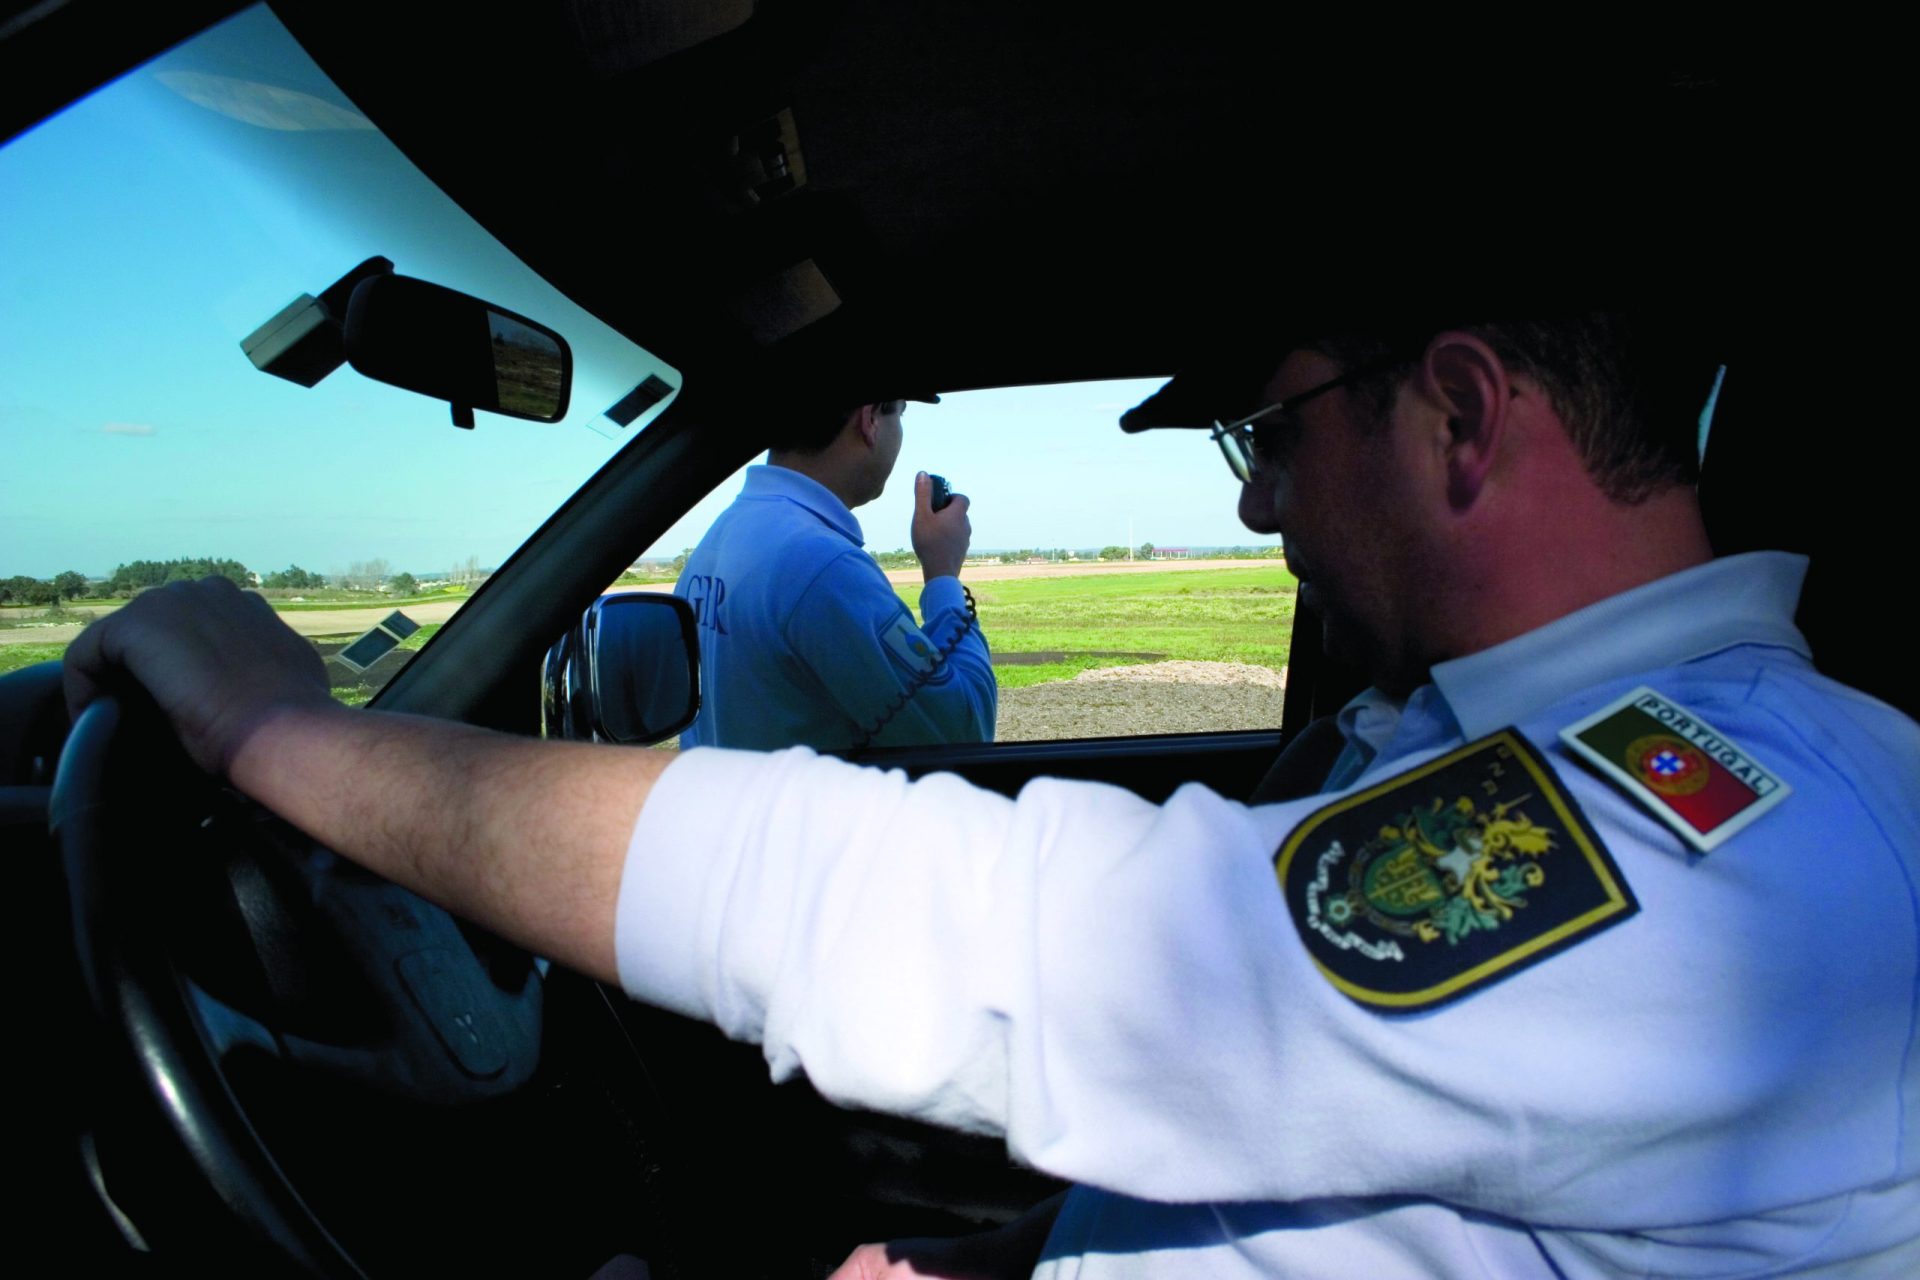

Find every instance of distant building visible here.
[1150,547,1195,560]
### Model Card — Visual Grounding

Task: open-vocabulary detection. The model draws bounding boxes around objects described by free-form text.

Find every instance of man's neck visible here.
[1447,482,1714,661]
[767,451,864,511]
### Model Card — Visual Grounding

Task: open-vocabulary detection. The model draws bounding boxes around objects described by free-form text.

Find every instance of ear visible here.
[1417,332,1512,512]
[852,404,879,449]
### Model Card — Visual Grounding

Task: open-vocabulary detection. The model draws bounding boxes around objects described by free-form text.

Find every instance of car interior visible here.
[1,2,1907,1276]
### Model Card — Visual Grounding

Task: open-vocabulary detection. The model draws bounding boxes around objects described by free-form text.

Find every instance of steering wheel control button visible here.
[396,949,509,1079]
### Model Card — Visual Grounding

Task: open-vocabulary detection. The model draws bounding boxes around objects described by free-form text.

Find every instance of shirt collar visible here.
[744,464,865,546]
[1431,550,1812,739]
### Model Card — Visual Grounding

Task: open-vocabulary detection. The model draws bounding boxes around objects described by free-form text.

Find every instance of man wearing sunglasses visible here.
[67,311,1920,1278]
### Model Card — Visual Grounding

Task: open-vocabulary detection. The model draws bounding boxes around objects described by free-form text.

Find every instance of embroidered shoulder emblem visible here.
[878,613,941,678]
[1276,729,1636,1013]
[1558,685,1791,853]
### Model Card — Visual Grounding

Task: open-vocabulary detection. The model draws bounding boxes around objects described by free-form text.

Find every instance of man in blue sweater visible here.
[675,397,996,751]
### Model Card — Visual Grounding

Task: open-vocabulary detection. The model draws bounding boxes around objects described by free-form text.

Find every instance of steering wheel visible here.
[50,696,544,1274]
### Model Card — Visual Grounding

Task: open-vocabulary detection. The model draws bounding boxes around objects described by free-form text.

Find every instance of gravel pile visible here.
[996,660,1287,742]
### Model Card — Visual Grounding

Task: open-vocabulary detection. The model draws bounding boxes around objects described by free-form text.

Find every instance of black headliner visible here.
[266,3,1781,410]
[0,2,1862,415]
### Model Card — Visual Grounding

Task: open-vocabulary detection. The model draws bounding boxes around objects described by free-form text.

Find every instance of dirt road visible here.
[607,556,1283,592]
[0,597,471,646]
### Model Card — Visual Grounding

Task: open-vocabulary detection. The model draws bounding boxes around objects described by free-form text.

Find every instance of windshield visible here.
[0,5,678,699]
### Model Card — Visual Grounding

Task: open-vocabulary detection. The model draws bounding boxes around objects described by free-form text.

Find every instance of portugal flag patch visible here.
[1275,729,1637,1013]
[1558,686,1790,853]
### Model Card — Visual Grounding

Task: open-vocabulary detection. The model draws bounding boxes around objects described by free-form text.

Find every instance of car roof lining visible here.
[259,1,1766,410]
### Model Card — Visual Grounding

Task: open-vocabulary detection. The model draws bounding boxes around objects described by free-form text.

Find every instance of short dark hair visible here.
[772,400,907,455]
[1314,312,1707,503]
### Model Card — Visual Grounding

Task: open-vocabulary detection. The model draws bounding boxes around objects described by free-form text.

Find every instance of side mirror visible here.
[346,273,572,426]
[543,594,700,746]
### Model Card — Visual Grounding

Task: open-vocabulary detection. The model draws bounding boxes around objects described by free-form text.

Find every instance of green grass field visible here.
[897,565,1297,689]
[2,568,1297,695]
[0,642,68,678]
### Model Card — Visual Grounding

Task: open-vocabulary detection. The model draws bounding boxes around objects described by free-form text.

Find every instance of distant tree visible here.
[23,579,57,605]
[1098,545,1128,561]
[263,564,324,590]
[0,575,37,604]
[449,555,486,588]
[53,570,88,600]
[669,548,693,577]
[335,559,391,592]
[1137,542,1155,559]
[109,557,250,595]
[389,571,418,596]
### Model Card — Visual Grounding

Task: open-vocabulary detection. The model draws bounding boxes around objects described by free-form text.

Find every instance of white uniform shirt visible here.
[617,551,1920,1277]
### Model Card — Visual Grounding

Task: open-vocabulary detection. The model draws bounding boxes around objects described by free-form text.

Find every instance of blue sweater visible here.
[675,464,995,750]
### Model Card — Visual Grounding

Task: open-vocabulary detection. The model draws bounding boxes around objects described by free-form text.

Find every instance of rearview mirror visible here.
[543,594,700,746]
[346,273,572,426]
[243,258,575,429]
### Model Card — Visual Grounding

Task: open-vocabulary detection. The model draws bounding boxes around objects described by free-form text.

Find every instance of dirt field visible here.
[995,659,1287,741]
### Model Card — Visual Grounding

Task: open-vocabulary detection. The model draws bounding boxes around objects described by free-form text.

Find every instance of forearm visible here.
[229,703,670,982]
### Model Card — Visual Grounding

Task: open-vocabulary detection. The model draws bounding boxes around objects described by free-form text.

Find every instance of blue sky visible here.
[0,5,1275,581]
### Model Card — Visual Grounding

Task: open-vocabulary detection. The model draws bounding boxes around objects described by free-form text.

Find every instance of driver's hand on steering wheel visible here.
[63,575,333,780]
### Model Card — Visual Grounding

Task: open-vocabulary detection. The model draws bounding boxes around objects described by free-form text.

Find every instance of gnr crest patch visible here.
[1275,729,1636,1013]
